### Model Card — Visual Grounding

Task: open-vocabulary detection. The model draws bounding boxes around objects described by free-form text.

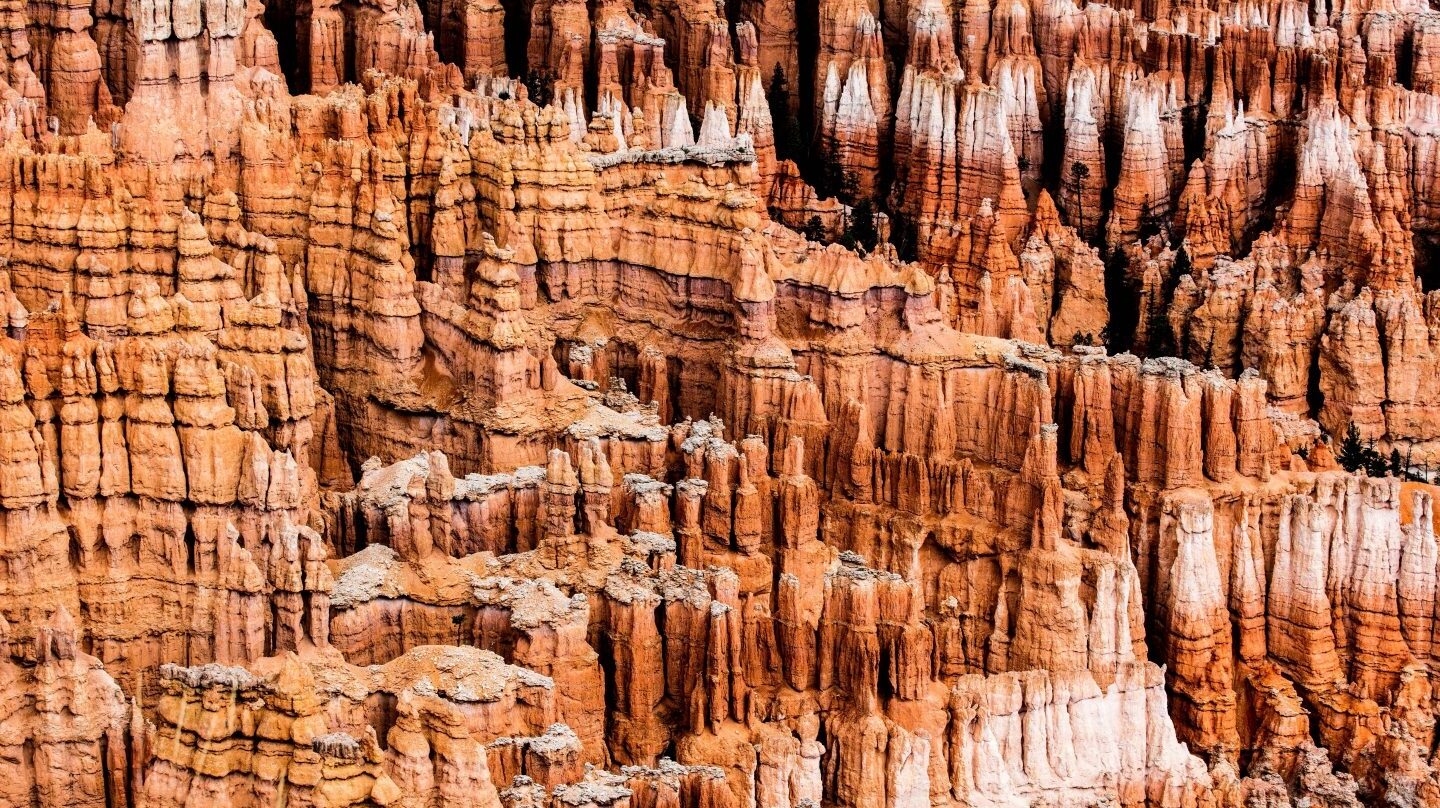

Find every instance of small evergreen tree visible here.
[1069,161,1091,235]
[893,216,919,262]
[816,160,852,201]
[1367,449,1390,478]
[523,68,556,107]
[768,67,805,163]
[1337,423,1389,477]
[844,199,879,252]
[801,215,827,243]
[1139,211,1168,241]
[1173,243,1191,277]
[1337,423,1366,471]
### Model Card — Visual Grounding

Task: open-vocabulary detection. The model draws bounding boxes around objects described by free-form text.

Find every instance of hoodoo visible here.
[0,0,1437,803]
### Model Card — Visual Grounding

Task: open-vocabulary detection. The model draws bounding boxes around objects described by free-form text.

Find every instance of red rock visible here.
[3,0,1440,803]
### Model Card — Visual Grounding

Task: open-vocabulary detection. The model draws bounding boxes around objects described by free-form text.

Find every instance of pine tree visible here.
[1069,161,1091,236]
[844,199,879,252]
[1173,243,1191,277]
[1337,423,1389,477]
[768,67,805,163]
[1367,448,1389,478]
[816,160,850,201]
[1337,423,1370,472]
[523,68,556,108]
[802,216,826,243]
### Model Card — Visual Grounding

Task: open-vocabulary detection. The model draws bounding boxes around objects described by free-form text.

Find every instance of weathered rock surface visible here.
[0,0,1438,805]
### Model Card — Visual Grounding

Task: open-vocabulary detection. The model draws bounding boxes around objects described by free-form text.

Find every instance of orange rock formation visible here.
[0,0,1437,805]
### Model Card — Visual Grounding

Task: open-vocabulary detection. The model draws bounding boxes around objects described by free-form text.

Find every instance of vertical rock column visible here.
[29,0,112,135]
[1159,493,1240,754]
[817,9,890,198]
[119,0,247,164]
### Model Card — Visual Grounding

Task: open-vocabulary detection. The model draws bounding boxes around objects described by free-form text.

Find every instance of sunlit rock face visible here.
[1,0,1440,804]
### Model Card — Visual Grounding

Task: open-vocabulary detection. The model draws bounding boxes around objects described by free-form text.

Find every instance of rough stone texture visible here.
[0,0,1439,806]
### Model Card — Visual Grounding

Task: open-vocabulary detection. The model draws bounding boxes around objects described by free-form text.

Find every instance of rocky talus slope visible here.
[0,0,1438,803]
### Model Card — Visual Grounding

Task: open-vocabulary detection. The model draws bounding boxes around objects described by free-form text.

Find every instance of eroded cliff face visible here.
[0,0,1438,804]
